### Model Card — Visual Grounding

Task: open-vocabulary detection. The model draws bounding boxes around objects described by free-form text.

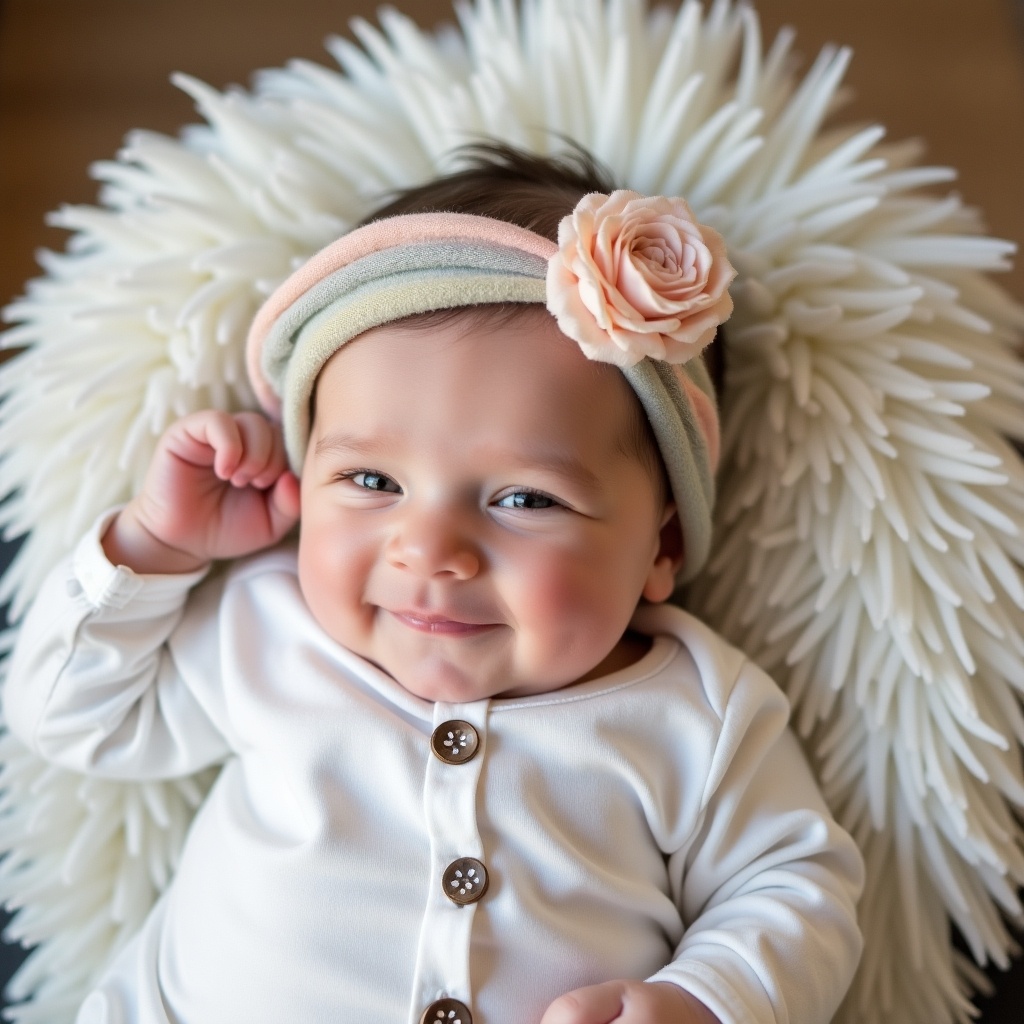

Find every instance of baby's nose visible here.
[385,510,480,580]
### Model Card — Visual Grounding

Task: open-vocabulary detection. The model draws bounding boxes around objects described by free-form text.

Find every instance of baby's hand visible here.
[540,980,720,1024]
[102,410,301,574]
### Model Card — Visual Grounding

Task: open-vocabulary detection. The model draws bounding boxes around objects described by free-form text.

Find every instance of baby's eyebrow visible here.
[507,448,603,494]
[313,432,395,460]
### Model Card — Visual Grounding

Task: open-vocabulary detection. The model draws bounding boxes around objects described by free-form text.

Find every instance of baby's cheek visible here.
[513,546,585,614]
[297,524,367,639]
[515,552,626,671]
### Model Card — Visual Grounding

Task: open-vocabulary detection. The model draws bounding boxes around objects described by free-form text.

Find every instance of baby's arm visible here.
[103,409,300,573]
[4,410,300,778]
[652,660,862,1024]
[540,654,862,1024]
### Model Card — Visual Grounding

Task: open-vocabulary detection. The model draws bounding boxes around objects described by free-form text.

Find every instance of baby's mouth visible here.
[389,609,500,637]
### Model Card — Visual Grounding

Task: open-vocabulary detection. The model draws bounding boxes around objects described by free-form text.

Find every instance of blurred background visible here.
[1,0,1024,1019]
[4,0,1024,308]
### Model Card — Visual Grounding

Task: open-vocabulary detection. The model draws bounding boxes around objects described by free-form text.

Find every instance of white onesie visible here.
[4,514,863,1024]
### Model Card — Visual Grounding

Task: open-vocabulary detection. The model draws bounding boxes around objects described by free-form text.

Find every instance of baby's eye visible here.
[345,471,402,493]
[495,490,558,510]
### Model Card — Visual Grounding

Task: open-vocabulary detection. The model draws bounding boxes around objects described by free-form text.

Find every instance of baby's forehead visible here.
[310,308,665,491]
[319,305,636,408]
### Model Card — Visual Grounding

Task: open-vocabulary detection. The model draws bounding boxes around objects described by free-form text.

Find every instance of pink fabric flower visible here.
[546,191,736,367]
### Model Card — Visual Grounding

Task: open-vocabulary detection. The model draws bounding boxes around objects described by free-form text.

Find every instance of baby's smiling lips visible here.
[389,609,499,637]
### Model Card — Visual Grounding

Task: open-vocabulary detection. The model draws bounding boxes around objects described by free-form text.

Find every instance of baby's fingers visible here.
[169,411,283,488]
[540,981,624,1024]
[540,981,718,1024]
[225,412,288,489]
[164,410,244,478]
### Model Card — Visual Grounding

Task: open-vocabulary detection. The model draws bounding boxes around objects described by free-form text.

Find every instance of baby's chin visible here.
[362,654,576,704]
[375,665,528,704]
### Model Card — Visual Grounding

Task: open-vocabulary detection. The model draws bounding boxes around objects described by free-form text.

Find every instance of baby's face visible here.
[297,309,679,703]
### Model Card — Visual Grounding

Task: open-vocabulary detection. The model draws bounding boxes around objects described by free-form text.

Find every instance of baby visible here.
[4,147,863,1024]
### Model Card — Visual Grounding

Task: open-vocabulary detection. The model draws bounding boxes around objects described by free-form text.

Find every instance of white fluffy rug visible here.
[1,2,1023,1022]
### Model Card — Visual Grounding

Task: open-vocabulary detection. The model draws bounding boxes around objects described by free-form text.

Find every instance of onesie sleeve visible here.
[2,510,232,779]
[649,653,865,1024]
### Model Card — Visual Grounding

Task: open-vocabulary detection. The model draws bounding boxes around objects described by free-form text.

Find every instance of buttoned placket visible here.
[408,698,490,1024]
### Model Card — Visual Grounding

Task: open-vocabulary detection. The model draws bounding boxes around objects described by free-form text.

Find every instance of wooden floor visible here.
[2,0,1024,1020]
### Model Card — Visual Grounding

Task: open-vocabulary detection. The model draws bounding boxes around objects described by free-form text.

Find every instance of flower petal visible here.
[547,190,736,365]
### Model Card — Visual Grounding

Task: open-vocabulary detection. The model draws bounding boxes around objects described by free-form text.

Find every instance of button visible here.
[420,998,473,1024]
[430,720,479,764]
[442,858,489,905]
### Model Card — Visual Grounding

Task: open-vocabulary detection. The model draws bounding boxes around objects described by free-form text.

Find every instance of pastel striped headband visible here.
[246,191,736,580]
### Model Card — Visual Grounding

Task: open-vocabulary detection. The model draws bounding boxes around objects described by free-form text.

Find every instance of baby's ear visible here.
[642,505,683,603]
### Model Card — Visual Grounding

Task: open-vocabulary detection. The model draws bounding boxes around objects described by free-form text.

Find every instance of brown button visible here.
[420,998,473,1024]
[442,857,489,905]
[430,720,479,764]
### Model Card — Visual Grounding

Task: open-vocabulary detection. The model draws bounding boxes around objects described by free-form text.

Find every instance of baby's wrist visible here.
[101,505,210,576]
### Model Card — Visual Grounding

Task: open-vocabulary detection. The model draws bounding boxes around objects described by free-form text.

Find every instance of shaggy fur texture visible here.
[1,2,1023,1021]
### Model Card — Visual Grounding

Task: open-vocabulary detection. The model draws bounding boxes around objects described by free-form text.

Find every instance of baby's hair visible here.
[362,141,616,239]
[357,142,680,504]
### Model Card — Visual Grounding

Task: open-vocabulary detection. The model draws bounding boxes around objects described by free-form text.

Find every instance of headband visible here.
[246,191,736,581]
